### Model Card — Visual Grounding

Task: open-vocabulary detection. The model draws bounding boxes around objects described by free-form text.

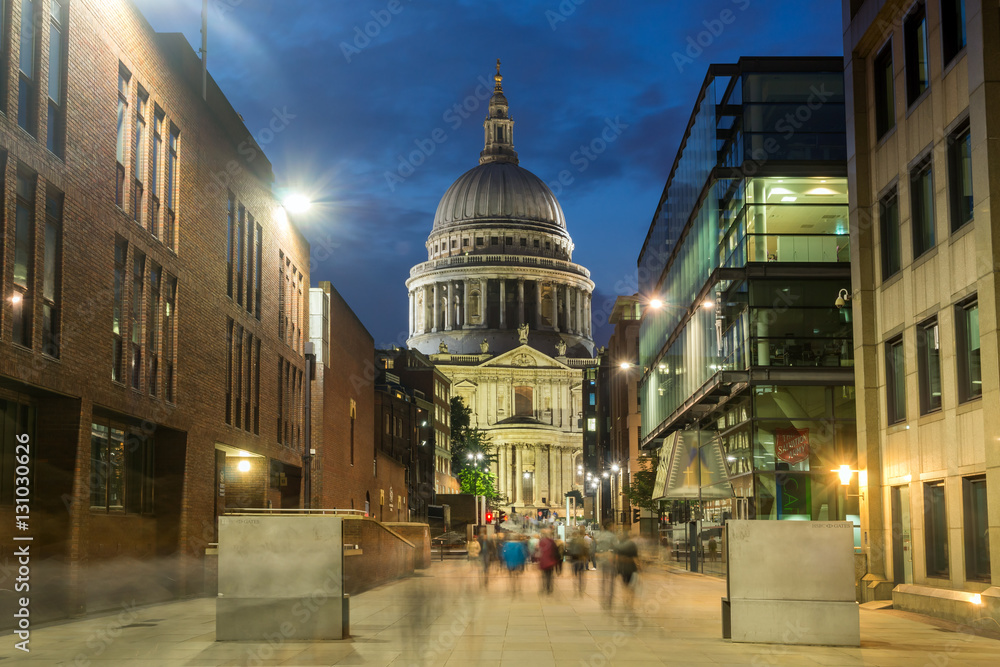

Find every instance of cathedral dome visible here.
[432,162,567,233]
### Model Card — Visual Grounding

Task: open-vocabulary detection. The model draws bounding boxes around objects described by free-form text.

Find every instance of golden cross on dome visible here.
[494,58,503,91]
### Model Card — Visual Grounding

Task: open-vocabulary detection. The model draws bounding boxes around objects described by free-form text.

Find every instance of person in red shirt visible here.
[537,529,559,594]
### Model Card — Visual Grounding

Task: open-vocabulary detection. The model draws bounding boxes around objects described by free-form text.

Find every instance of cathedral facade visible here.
[406,62,596,514]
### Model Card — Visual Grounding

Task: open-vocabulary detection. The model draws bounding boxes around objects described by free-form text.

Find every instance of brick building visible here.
[308,282,407,520]
[379,346,457,494]
[373,362,436,519]
[0,0,310,622]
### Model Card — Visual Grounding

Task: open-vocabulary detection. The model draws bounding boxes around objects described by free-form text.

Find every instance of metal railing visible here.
[225,508,369,516]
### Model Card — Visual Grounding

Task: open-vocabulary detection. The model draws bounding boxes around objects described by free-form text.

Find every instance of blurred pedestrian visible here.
[567,528,589,596]
[537,529,559,594]
[554,535,565,576]
[595,521,619,608]
[502,533,528,593]
[616,535,640,610]
[585,532,596,570]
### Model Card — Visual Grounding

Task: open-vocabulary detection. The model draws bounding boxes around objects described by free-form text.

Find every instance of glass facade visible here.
[637,60,855,570]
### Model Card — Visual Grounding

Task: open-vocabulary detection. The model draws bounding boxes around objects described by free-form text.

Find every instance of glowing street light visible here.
[11,293,21,305]
[649,298,663,309]
[611,464,620,473]
[701,299,714,309]
[283,193,312,214]
[620,362,632,370]
[237,459,251,473]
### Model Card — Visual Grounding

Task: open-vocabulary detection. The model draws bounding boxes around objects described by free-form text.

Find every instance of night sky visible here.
[133,0,843,350]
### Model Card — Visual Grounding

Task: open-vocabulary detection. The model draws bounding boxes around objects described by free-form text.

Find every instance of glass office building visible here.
[638,58,857,573]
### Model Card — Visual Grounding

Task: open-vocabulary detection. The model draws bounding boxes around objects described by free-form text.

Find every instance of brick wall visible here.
[0,0,311,622]
[383,522,431,569]
[342,517,416,595]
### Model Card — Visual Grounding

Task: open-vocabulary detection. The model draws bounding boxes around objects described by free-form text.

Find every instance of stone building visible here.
[843,0,998,622]
[406,63,596,514]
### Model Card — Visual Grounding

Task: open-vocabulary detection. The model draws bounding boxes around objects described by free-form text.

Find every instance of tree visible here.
[623,456,661,513]
[450,396,507,507]
[457,468,504,506]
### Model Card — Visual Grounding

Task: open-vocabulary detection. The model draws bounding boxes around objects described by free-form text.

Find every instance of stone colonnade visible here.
[493,443,581,508]
[408,277,592,338]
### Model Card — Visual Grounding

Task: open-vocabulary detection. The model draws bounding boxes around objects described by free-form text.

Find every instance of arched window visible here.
[470,290,481,319]
[514,386,532,416]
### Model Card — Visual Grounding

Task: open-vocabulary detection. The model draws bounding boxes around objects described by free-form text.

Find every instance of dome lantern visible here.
[480,58,518,165]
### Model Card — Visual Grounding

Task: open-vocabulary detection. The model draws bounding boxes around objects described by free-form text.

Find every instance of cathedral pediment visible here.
[479,344,571,370]
[454,379,478,388]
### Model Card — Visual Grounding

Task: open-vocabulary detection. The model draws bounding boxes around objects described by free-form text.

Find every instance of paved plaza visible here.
[3,559,999,666]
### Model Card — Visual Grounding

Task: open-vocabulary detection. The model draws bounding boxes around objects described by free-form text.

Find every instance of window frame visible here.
[962,475,990,582]
[946,118,973,233]
[886,335,906,425]
[873,41,895,140]
[955,296,981,402]
[909,156,935,259]
[923,480,949,578]
[940,0,967,68]
[879,187,901,280]
[916,317,941,414]
[903,2,930,107]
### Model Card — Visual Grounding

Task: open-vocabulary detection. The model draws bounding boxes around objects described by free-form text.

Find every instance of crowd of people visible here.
[468,521,642,608]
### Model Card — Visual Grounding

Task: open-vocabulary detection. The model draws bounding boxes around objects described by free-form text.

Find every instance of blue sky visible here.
[133,0,844,349]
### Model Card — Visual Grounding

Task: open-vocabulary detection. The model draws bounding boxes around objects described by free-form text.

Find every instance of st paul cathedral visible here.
[406,62,597,514]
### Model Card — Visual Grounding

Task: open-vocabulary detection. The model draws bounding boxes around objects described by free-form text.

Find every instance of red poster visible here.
[775,428,809,464]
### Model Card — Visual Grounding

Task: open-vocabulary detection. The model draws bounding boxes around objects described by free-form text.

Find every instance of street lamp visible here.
[283,193,312,214]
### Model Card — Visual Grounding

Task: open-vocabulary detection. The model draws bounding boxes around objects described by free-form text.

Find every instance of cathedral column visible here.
[514,446,523,505]
[517,279,525,325]
[585,293,592,337]
[551,282,559,332]
[431,283,439,332]
[499,279,506,328]
[408,291,414,336]
[535,280,542,329]
[575,288,583,335]
[463,280,469,329]
[441,282,451,331]
[552,446,562,501]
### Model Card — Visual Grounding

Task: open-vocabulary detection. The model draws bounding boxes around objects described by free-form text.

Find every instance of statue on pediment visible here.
[480,339,489,354]
[518,323,529,345]
[555,339,567,356]
[438,341,449,354]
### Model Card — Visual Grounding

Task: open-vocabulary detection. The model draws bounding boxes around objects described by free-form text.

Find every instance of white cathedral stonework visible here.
[405,61,597,512]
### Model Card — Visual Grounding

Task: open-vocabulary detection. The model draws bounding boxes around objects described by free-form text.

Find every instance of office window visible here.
[873,43,895,139]
[947,120,973,232]
[879,189,901,279]
[253,338,260,434]
[163,275,176,403]
[245,212,255,315]
[276,358,283,441]
[165,125,178,250]
[963,476,990,581]
[112,237,127,382]
[255,223,262,319]
[278,252,286,340]
[42,189,63,358]
[115,65,130,207]
[924,481,948,577]
[941,0,966,66]
[956,297,981,401]
[244,333,252,431]
[130,252,145,389]
[225,193,234,297]
[235,204,244,306]
[904,3,929,105]
[147,263,160,396]
[13,169,35,347]
[132,88,147,225]
[886,336,905,424]
[90,420,154,514]
[234,325,243,427]
[910,157,935,258]
[46,0,66,156]
[225,318,233,424]
[917,319,941,414]
[17,0,37,135]
[150,110,163,237]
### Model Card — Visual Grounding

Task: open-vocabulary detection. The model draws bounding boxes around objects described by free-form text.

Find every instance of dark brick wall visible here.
[343,517,415,595]
[0,0,310,622]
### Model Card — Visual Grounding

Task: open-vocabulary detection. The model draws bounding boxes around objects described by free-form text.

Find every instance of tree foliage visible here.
[449,397,505,507]
[623,456,661,512]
